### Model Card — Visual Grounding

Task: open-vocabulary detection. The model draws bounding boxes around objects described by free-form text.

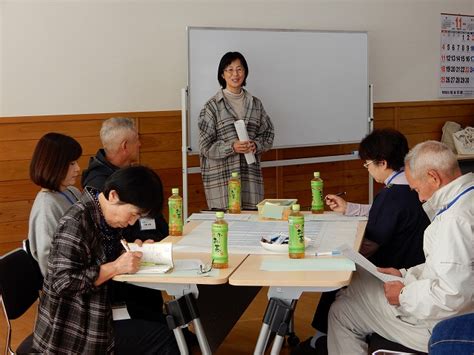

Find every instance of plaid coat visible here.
[199,89,274,209]
[33,188,114,354]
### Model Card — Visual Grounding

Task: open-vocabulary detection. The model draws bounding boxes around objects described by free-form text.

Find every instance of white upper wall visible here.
[1,0,473,116]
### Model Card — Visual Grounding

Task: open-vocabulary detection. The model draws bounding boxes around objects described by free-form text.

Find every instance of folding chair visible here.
[0,244,43,354]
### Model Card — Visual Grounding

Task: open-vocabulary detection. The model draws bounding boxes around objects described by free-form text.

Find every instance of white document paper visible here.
[175,220,359,255]
[173,259,205,271]
[372,350,415,355]
[187,213,251,222]
[128,242,173,274]
[338,243,404,283]
[234,119,256,165]
[305,213,368,222]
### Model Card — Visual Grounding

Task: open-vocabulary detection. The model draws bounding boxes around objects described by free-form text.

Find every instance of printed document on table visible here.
[305,213,368,222]
[338,244,404,283]
[312,221,359,252]
[175,220,360,255]
[234,119,256,165]
[187,213,251,222]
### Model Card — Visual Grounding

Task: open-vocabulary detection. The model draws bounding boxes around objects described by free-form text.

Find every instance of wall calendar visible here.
[440,13,474,98]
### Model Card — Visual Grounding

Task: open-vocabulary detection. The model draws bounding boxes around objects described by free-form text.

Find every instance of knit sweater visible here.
[28,186,81,275]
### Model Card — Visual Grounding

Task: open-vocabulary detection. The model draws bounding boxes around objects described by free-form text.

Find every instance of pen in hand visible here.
[325,191,346,200]
[120,239,131,252]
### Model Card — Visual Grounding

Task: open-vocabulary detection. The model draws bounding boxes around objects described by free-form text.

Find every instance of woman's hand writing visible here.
[115,250,143,275]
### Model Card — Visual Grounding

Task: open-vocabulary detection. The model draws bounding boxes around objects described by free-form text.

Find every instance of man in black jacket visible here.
[82,117,169,240]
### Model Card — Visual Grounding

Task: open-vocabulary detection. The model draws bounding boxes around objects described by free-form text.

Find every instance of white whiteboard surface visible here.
[187,27,369,154]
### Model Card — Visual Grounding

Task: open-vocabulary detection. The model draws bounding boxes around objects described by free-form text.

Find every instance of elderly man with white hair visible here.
[325,140,473,354]
[82,117,141,188]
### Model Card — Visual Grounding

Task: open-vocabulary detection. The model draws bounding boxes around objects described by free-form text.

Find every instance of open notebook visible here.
[127,242,173,273]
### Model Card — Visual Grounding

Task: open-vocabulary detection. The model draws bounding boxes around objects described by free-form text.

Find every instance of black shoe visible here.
[291,337,316,355]
[314,336,328,355]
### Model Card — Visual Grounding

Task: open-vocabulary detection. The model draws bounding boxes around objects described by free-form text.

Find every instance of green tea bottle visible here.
[228,172,241,214]
[168,188,183,236]
[212,211,228,268]
[311,172,324,214]
[288,204,305,259]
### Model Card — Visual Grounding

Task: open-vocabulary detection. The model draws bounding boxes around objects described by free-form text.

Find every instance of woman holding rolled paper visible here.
[198,51,274,210]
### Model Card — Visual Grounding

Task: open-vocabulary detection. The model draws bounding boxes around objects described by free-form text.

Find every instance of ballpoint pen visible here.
[120,239,131,252]
[315,250,342,256]
[325,191,346,200]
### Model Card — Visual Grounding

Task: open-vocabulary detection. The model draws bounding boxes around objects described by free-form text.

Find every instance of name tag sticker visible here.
[139,217,156,231]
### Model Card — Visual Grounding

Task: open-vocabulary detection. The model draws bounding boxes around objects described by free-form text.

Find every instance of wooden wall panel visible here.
[0,120,104,141]
[140,133,181,152]
[0,155,93,182]
[0,137,101,162]
[139,113,182,133]
[0,99,472,253]
[0,180,39,203]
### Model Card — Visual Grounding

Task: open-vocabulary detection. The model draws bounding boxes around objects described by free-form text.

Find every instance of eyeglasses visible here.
[363,160,375,169]
[224,67,244,75]
[198,260,213,275]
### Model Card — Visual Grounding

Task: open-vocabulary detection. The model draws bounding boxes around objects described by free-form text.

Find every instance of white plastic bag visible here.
[453,126,474,155]
[441,121,461,152]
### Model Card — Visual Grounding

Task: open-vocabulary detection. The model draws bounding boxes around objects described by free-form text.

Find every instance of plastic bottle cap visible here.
[292,204,300,211]
[314,172,320,178]
[216,211,225,218]
[231,172,239,178]
[172,188,179,194]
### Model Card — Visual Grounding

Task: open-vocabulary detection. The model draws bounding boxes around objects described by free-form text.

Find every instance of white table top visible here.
[228,221,366,288]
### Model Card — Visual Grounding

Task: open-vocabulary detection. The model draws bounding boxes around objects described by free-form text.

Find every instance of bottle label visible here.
[212,223,228,264]
[168,199,183,232]
[288,215,305,254]
[311,180,324,211]
[228,180,241,211]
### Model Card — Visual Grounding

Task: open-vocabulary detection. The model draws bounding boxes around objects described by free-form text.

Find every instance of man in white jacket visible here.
[327,140,474,354]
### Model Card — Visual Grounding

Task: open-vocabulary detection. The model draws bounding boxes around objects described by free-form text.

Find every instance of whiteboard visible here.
[187,27,369,154]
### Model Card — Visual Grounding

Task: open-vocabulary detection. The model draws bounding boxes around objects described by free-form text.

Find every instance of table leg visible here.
[270,334,285,355]
[172,327,189,355]
[254,323,271,355]
[192,318,211,355]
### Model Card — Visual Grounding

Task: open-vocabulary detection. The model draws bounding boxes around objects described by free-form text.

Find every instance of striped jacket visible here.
[33,187,114,354]
[198,89,274,210]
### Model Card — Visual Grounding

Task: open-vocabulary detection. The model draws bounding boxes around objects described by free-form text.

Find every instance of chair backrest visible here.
[22,239,44,289]
[0,247,42,320]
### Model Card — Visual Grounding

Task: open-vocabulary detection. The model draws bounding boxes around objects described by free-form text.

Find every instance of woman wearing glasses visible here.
[295,129,430,353]
[198,51,274,210]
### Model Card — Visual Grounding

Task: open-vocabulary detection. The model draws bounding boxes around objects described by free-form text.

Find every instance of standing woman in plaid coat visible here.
[199,51,274,210]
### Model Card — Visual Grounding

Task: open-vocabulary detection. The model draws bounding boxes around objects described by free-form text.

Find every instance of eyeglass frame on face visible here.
[224,67,244,75]
[363,160,376,169]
